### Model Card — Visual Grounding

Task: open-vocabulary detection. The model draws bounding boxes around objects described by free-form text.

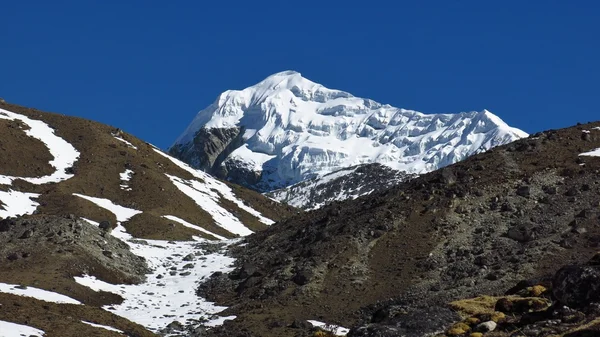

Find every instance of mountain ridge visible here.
[170,71,527,194]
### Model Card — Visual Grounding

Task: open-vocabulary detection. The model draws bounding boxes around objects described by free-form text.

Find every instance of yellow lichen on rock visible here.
[491,311,506,323]
[470,333,484,337]
[464,317,481,326]
[447,322,471,335]
[528,285,547,297]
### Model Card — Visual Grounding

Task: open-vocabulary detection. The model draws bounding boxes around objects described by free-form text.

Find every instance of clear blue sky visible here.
[1,1,598,149]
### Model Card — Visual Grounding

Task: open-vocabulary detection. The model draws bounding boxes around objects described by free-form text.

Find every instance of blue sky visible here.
[1,1,598,149]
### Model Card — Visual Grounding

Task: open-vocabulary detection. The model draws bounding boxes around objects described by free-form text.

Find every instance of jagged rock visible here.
[495,298,513,313]
[19,229,33,239]
[543,185,558,195]
[236,276,262,293]
[349,306,459,337]
[183,254,195,261]
[553,264,600,308]
[292,269,313,286]
[238,263,260,279]
[99,220,111,231]
[169,127,243,176]
[0,218,15,232]
[565,187,579,197]
[508,224,536,242]
[516,185,531,197]
[582,132,592,141]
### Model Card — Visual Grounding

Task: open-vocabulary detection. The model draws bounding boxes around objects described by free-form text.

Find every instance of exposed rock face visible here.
[169,127,243,175]
[553,265,600,308]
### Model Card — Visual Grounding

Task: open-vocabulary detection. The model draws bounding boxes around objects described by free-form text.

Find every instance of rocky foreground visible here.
[195,122,600,337]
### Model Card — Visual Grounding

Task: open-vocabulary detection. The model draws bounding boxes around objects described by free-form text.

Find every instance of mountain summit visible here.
[170,71,527,192]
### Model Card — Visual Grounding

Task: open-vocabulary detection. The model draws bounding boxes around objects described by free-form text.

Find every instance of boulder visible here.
[0,218,16,232]
[553,265,600,308]
[508,224,536,242]
[99,220,112,231]
[475,321,497,332]
[516,185,531,197]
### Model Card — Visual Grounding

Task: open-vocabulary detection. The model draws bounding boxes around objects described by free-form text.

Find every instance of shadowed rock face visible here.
[169,127,243,174]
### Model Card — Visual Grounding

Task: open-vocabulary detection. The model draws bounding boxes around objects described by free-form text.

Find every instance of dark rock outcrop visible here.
[169,127,243,175]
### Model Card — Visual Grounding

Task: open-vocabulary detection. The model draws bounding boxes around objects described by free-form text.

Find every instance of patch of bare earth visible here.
[0,101,295,241]
[0,293,157,337]
[0,119,54,178]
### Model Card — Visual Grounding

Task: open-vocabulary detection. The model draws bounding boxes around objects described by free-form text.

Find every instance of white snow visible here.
[0,282,81,304]
[307,320,349,336]
[72,193,237,332]
[580,148,600,157]
[154,148,274,226]
[227,144,276,172]
[81,321,124,334]
[73,194,142,222]
[75,237,237,332]
[0,190,40,218]
[162,215,228,240]
[114,136,138,150]
[166,174,253,236]
[172,71,527,191]
[593,127,600,131]
[0,320,45,337]
[119,169,134,191]
[0,108,79,185]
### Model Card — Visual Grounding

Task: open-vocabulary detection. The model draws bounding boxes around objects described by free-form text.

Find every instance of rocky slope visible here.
[196,121,600,337]
[266,163,416,210]
[0,101,295,337]
[170,71,527,196]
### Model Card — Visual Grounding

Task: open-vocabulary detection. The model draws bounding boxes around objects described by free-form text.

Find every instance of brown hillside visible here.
[200,121,600,337]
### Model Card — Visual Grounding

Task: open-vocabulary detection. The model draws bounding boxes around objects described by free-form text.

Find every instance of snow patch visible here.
[162,215,228,240]
[81,321,124,334]
[0,282,81,304]
[580,148,600,157]
[307,320,349,336]
[119,169,134,191]
[0,190,40,218]
[114,136,138,150]
[166,174,253,236]
[0,107,79,185]
[0,320,45,337]
[73,194,142,222]
[154,148,274,226]
[73,193,237,332]
[75,237,237,332]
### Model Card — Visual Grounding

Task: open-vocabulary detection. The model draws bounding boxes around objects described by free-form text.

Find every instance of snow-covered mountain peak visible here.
[171,71,527,192]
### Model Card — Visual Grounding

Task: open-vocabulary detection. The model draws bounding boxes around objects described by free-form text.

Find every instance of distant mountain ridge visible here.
[266,163,416,210]
[170,71,527,196]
